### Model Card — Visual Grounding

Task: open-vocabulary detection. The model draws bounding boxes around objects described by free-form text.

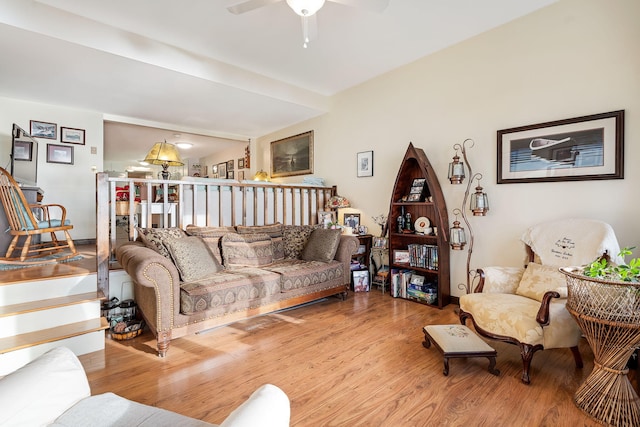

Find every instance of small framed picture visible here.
[218,162,227,178]
[393,250,410,265]
[30,120,57,139]
[373,237,387,248]
[228,171,235,179]
[212,164,218,174]
[344,213,360,228]
[47,144,74,165]
[238,158,245,169]
[13,140,32,161]
[353,270,370,292]
[357,150,373,177]
[60,127,85,145]
[318,210,336,228]
[227,159,234,171]
[238,171,245,180]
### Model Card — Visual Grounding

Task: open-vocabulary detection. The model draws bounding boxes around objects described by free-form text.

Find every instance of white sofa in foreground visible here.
[0,347,290,427]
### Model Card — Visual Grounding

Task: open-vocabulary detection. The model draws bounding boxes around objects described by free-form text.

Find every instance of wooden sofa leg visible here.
[157,330,171,358]
[570,346,583,368]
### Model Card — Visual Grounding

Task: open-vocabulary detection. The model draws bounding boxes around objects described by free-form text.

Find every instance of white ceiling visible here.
[0,0,557,164]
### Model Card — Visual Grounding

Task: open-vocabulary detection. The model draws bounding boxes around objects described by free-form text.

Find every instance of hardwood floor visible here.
[79,290,608,426]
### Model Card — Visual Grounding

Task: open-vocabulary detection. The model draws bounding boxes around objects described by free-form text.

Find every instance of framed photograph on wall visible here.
[30,120,57,139]
[353,270,370,292]
[497,110,624,184]
[238,158,245,169]
[218,162,227,179]
[60,127,85,145]
[227,159,234,171]
[271,130,313,178]
[228,171,235,179]
[46,144,73,165]
[357,151,373,177]
[238,171,245,180]
[13,140,32,161]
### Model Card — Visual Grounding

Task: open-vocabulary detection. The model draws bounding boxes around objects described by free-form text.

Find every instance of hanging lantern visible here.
[470,183,489,216]
[449,219,467,250]
[448,153,465,184]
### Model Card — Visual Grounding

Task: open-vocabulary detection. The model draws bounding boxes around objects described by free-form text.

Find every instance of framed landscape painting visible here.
[270,130,313,178]
[497,110,624,184]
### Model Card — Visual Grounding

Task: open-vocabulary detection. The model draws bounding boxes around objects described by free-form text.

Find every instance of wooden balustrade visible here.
[95,173,336,296]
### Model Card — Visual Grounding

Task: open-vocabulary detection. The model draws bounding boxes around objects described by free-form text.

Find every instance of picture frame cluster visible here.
[30,120,85,165]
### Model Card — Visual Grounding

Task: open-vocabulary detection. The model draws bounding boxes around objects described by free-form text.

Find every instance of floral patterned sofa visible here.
[116,223,358,356]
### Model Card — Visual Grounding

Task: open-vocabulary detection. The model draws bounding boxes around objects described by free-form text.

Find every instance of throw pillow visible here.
[282,225,319,259]
[221,233,273,268]
[515,262,567,302]
[185,225,237,263]
[136,227,186,259]
[300,228,342,263]
[164,236,223,282]
[237,223,285,261]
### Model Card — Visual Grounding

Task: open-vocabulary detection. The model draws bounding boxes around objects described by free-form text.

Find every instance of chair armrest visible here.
[220,384,290,427]
[116,242,180,334]
[536,290,561,326]
[475,266,525,294]
[31,203,68,222]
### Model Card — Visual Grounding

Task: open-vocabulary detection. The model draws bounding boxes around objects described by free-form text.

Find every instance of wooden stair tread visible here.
[0,317,108,354]
[0,292,103,318]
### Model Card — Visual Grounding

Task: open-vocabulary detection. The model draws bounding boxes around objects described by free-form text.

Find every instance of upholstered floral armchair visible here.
[459,218,622,384]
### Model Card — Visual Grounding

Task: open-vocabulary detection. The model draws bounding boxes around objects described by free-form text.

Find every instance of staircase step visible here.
[0,292,102,318]
[0,317,108,354]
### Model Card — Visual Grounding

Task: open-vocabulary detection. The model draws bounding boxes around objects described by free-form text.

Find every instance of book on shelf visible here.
[390,269,413,298]
[407,244,438,270]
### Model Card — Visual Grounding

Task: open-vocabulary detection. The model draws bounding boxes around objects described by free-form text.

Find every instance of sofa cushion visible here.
[515,262,566,302]
[300,228,341,263]
[185,225,237,264]
[137,227,186,258]
[262,259,344,292]
[459,292,582,348]
[0,347,90,427]
[52,392,214,427]
[282,225,318,259]
[164,236,224,282]
[237,223,284,261]
[180,267,281,314]
[222,233,274,268]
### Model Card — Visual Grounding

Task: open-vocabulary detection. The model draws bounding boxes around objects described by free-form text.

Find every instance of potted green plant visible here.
[560,247,640,320]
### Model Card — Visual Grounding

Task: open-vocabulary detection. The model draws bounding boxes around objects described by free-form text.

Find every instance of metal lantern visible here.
[119,299,137,322]
[470,183,489,216]
[448,153,465,184]
[449,219,467,250]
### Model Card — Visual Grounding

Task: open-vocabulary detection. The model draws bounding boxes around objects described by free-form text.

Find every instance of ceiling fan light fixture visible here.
[286,0,325,16]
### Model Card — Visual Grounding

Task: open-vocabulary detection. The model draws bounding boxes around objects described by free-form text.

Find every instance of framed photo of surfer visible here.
[497,110,624,184]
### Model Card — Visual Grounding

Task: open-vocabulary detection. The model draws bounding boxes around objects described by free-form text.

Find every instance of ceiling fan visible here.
[228,0,390,48]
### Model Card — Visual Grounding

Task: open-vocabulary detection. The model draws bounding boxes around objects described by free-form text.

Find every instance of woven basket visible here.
[114,201,139,216]
[110,320,145,341]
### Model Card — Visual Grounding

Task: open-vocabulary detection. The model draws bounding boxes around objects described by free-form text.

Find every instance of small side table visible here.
[422,325,499,376]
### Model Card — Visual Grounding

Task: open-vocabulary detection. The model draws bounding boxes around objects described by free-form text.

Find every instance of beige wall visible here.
[256,0,640,297]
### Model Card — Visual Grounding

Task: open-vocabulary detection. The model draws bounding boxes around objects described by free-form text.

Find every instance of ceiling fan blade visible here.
[227,0,283,14]
[329,0,389,13]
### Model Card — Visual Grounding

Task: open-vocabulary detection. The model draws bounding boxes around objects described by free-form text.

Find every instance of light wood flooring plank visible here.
[80,292,615,426]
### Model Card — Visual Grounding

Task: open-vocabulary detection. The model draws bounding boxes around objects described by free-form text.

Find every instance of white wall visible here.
[0,97,104,240]
[256,0,640,297]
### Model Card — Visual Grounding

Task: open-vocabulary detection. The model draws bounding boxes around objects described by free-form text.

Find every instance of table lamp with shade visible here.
[143,141,184,179]
[325,195,351,228]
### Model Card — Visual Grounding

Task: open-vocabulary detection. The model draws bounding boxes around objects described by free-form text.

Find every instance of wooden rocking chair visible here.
[0,167,77,264]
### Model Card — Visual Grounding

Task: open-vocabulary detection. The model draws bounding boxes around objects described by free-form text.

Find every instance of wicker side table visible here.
[561,267,640,427]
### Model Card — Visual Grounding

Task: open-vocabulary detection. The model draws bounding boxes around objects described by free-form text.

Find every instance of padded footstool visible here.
[422,324,499,376]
